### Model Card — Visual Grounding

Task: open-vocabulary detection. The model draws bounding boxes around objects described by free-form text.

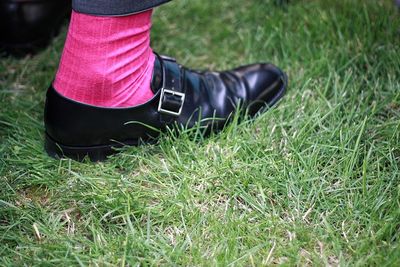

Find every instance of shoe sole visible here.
[44,133,148,162]
[45,70,288,162]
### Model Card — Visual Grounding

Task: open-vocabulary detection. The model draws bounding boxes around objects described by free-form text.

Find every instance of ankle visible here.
[53,10,155,108]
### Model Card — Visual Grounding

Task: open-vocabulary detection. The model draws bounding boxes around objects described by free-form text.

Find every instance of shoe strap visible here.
[157,55,186,117]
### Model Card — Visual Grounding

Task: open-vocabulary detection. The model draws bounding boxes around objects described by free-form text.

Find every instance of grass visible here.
[0,0,399,265]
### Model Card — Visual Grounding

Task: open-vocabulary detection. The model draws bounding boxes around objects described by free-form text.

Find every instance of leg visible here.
[53,1,174,107]
[72,0,171,16]
[53,9,156,107]
[44,1,288,161]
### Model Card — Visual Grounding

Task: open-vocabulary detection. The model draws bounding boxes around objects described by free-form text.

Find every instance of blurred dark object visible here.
[274,0,290,11]
[275,0,289,5]
[396,0,400,8]
[0,0,71,57]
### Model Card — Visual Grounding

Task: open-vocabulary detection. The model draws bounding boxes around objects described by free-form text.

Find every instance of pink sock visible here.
[53,10,155,108]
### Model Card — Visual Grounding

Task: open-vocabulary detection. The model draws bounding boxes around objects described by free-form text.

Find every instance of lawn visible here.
[0,0,399,265]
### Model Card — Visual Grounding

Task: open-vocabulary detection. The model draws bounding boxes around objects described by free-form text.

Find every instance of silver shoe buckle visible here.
[158,88,185,117]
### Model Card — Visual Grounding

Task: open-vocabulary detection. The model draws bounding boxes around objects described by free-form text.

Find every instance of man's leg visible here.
[72,0,171,16]
[45,0,287,161]
[54,1,170,107]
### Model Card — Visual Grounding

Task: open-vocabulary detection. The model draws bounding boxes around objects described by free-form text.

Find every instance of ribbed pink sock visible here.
[53,10,155,108]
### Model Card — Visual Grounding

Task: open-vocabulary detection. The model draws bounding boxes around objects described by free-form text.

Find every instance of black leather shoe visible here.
[44,54,287,161]
[0,0,71,56]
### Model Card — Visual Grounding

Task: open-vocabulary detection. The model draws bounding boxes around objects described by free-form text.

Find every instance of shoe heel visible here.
[45,133,114,162]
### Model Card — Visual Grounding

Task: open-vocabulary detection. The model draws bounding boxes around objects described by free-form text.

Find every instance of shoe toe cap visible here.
[234,63,287,114]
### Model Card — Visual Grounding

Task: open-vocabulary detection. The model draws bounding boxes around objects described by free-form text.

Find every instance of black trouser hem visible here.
[72,0,171,16]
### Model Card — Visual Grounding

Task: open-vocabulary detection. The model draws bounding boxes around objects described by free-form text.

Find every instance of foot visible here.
[0,0,71,56]
[44,53,287,161]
